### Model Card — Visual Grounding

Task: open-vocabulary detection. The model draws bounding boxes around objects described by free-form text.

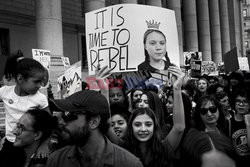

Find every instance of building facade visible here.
[243,0,250,51]
[0,0,245,66]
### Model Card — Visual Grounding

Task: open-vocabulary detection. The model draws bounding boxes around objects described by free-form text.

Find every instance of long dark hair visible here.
[141,90,166,128]
[125,108,169,167]
[143,29,171,68]
[26,109,58,141]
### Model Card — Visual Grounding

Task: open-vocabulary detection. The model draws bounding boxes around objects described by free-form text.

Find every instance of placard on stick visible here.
[223,47,239,73]
[85,4,180,75]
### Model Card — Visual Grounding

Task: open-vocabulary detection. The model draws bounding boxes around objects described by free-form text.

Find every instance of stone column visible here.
[196,0,212,61]
[219,0,231,57]
[166,0,183,65]
[36,0,63,57]
[35,0,63,97]
[183,0,199,52]
[145,0,162,7]
[208,0,222,63]
[84,0,105,13]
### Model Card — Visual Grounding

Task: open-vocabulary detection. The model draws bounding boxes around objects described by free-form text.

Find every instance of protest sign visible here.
[184,52,202,66]
[201,61,218,76]
[85,4,179,75]
[57,61,82,98]
[223,47,239,73]
[238,57,249,71]
[32,49,51,70]
[190,60,202,78]
[61,57,70,68]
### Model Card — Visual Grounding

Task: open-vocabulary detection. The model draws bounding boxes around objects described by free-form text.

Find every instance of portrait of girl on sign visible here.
[138,20,175,73]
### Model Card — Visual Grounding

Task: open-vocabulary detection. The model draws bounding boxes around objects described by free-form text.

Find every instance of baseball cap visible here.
[49,90,110,118]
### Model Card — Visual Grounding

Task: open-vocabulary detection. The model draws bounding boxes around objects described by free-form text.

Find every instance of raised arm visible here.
[95,64,112,104]
[163,66,185,150]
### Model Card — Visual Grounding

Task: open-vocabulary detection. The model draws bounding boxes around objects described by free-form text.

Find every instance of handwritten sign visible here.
[57,61,82,98]
[32,49,51,70]
[85,4,179,75]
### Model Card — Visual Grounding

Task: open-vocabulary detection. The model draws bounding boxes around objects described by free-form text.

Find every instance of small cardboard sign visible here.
[32,49,51,71]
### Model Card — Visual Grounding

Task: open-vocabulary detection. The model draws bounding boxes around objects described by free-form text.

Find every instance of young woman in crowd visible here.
[13,109,58,167]
[124,66,185,167]
[137,90,166,130]
[108,103,130,140]
[0,57,49,167]
[193,77,209,103]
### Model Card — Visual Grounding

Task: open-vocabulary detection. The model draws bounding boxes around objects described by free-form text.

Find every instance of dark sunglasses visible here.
[200,106,217,115]
[62,111,86,122]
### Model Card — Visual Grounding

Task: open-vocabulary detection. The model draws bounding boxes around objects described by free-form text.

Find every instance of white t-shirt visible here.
[0,85,48,142]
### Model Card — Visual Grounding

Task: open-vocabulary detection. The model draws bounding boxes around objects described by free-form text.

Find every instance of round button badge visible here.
[8,99,14,104]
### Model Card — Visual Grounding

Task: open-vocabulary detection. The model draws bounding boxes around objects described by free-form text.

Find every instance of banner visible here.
[85,4,179,75]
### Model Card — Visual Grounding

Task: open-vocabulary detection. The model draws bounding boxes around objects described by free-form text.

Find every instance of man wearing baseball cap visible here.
[46,90,143,167]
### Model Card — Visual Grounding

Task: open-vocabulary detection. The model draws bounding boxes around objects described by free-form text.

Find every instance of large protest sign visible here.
[57,61,82,98]
[223,47,239,73]
[85,4,179,75]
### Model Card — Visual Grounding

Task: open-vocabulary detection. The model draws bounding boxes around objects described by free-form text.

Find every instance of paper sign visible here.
[57,61,82,98]
[238,57,249,71]
[190,60,202,78]
[85,4,179,75]
[32,49,51,70]
[184,52,202,66]
[202,61,218,76]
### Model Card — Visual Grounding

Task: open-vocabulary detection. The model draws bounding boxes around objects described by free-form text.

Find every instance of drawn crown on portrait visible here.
[146,20,161,29]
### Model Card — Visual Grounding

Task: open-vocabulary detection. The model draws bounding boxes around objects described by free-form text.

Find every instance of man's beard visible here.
[73,124,90,146]
[61,124,90,146]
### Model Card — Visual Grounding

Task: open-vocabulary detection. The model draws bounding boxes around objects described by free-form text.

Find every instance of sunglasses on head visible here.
[62,111,86,122]
[200,106,217,115]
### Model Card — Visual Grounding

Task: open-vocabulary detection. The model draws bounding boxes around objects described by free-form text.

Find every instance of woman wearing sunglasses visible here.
[192,95,227,135]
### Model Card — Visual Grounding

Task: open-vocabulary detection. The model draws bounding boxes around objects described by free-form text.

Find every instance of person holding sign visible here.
[138,20,174,72]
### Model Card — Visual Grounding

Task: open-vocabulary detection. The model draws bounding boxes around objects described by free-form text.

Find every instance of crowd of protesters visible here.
[0,53,249,167]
